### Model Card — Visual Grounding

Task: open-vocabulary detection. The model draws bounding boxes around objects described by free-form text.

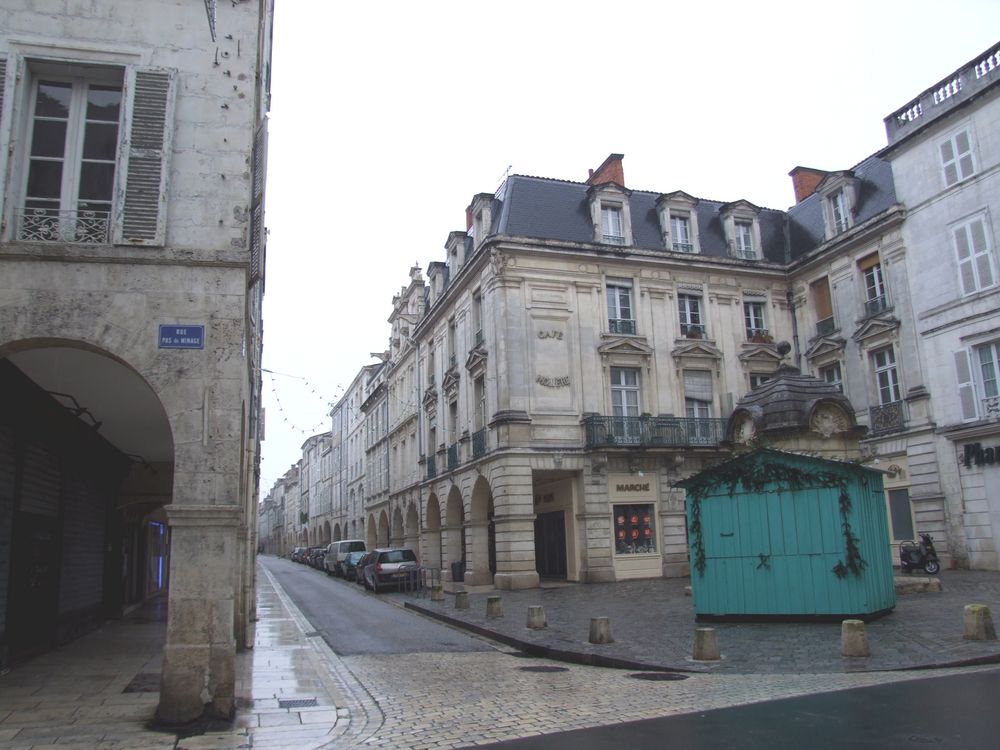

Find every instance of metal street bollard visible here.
[526,605,547,630]
[692,627,720,661]
[841,619,870,657]
[589,616,614,644]
[454,591,469,610]
[964,604,997,641]
[486,595,503,618]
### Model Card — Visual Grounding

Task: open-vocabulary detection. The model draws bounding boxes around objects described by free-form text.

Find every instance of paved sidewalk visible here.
[399,569,1000,674]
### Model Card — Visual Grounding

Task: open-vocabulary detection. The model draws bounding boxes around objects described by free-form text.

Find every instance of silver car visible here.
[361,548,419,592]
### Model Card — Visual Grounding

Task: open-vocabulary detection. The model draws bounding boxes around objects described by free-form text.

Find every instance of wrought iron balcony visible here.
[474,329,484,348]
[672,241,694,253]
[583,415,727,449]
[426,455,437,479]
[608,318,636,335]
[868,401,907,436]
[16,207,111,244]
[747,328,772,343]
[603,234,626,245]
[816,317,836,337]
[680,323,705,339]
[447,442,459,470]
[472,428,487,458]
[864,295,890,317]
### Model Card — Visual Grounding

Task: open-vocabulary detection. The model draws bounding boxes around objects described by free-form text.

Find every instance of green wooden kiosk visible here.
[679,449,896,620]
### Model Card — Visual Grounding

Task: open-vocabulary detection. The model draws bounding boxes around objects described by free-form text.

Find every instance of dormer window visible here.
[817,171,860,239]
[468,193,493,249]
[656,191,700,254]
[588,183,633,247]
[720,200,761,260]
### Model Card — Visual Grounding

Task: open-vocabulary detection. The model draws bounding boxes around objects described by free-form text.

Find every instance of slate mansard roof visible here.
[483,154,897,267]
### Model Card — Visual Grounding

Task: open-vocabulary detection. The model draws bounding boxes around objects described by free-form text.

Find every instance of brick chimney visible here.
[788,166,828,204]
[587,153,625,187]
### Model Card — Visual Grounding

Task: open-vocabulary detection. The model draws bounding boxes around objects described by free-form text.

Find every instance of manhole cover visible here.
[278,698,318,709]
[628,672,690,681]
[518,666,569,673]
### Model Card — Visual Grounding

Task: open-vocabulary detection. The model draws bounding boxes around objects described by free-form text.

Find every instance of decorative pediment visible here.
[805,335,847,361]
[670,341,723,363]
[598,337,653,358]
[852,314,900,344]
[442,368,460,399]
[738,344,784,365]
[422,385,438,413]
[465,347,488,377]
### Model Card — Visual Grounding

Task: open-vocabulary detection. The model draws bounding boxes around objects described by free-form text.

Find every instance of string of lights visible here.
[263,368,338,436]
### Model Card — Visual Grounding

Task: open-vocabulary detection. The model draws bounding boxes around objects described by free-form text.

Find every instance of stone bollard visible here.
[963,604,997,641]
[589,616,614,644]
[486,596,503,619]
[526,605,547,630]
[692,627,720,661]
[841,619,870,657]
[454,591,469,610]
[430,584,444,602]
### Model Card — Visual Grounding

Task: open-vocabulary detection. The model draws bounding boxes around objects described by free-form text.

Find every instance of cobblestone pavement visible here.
[2,564,999,749]
[399,570,1000,674]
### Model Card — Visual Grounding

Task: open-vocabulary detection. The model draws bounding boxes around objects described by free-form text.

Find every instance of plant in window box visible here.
[750,331,773,344]
[684,327,703,340]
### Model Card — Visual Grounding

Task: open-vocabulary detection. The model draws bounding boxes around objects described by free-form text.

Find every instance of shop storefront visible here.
[608,473,660,580]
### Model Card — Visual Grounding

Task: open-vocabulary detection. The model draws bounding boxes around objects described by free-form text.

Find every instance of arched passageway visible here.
[391,507,404,548]
[444,486,466,581]
[468,476,496,586]
[423,495,442,573]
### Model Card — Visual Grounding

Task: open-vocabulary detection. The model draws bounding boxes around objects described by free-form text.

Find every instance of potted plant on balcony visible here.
[750,331,773,344]
[684,327,703,340]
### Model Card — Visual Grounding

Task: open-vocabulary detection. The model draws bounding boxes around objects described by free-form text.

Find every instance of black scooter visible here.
[899,533,941,575]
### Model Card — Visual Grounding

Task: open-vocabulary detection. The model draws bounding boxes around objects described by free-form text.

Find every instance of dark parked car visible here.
[355,551,378,588]
[306,546,325,569]
[340,550,368,581]
[291,546,307,563]
[360,548,419,593]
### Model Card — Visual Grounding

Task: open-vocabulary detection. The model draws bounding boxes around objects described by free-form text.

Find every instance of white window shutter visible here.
[113,67,176,246]
[955,225,978,295]
[954,348,979,422]
[0,57,10,235]
[250,117,268,287]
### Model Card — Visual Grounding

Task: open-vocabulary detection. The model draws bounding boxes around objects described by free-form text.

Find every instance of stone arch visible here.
[366,514,378,549]
[444,484,466,580]
[333,523,342,542]
[423,494,442,573]
[323,521,331,544]
[405,502,420,553]
[391,506,405,548]
[467,475,496,585]
[378,510,390,547]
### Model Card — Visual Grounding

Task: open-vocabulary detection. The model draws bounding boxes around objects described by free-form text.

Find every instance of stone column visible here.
[156,504,240,724]
[492,462,539,590]
[464,520,492,585]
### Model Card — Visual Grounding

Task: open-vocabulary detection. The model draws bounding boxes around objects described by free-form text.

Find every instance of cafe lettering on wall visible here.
[963,442,1000,468]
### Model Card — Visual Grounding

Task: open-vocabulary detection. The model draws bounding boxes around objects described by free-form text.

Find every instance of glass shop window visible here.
[613,503,656,555]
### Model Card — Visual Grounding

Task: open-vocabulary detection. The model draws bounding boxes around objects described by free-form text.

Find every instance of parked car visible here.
[355,551,378,589]
[360,548,419,593]
[324,539,367,577]
[340,550,368,582]
[305,546,325,569]
[291,546,307,563]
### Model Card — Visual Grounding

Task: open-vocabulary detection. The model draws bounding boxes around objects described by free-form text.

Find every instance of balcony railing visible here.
[447,442,459,470]
[672,241,694,253]
[583,415,728,448]
[609,318,636,335]
[868,401,907,436]
[982,395,1000,419]
[680,323,705,339]
[746,328,772,343]
[16,207,111,244]
[603,234,626,245]
[426,455,437,479]
[472,428,487,458]
[449,354,457,369]
[816,317,836,337]
[474,329,484,347]
[864,295,890,317]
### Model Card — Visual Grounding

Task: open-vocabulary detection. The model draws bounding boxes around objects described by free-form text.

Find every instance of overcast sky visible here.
[258,0,1000,492]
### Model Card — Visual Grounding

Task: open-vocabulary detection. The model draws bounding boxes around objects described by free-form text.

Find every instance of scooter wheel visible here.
[924,561,940,575]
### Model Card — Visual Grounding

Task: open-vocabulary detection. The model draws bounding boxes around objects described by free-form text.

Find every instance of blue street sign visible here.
[159,324,205,349]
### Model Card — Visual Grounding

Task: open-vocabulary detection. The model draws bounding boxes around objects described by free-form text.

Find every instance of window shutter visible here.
[857,252,881,271]
[249,117,268,287]
[811,277,833,320]
[0,57,9,233]
[113,67,176,246]
[683,370,713,401]
[955,224,978,295]
[954,349,979,422]
[971,219,994,288]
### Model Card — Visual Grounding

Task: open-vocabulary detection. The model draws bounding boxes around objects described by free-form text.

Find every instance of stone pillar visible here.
[692,627,720,661]
[157,505,240,724]
[464,520,492,585]
[589,617,614,644]
[527,605,547,629]
[441,524,464,581]
[492,463,539,590]
[841,619,870,657]
[963,604,997,640]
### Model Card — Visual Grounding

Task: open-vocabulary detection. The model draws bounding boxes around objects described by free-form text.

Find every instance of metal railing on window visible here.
[864,296,890,317]
[747,328,772,343]
[609,318,636,335]
[672,241,694,253]
[816,317,836,337]
[449,354,457,369]
[474,329,484,347]
[447,442,459,470]
[680,323,705,339]
[868,401,907,436]
[982,395,1000,419]
[583,415,727,449]
[16,207,111,244]
[472,428,487,458]
[426,455,437,479]
[603,234,626,245]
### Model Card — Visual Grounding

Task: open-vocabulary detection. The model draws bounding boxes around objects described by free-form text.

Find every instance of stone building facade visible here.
[0,0,272,723]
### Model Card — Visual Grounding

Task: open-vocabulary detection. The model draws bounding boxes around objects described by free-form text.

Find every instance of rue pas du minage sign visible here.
[158,324,205,350]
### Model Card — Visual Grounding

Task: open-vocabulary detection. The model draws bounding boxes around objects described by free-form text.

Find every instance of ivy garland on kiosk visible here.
[684,457,868,580]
